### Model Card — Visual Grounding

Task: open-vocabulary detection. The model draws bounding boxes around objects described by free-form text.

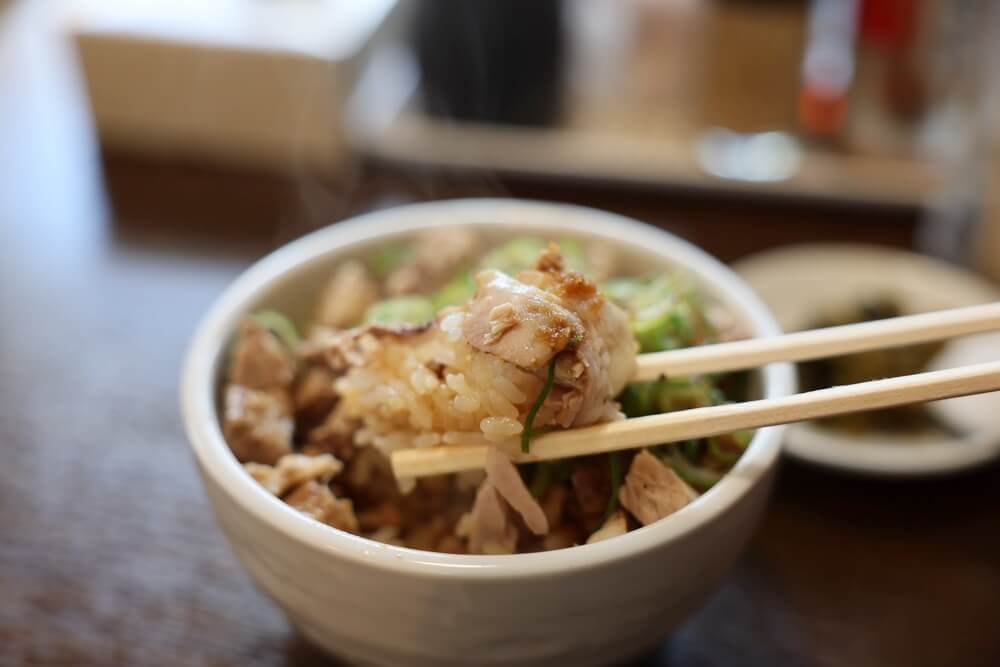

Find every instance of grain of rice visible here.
[440,312,466,343]
[409,368,431,395]
[409,399,434,430]
[484,390,519,420]
[481,416,523,440]
[494,374,528,404]
[453,394,480,413]
[445,372,472,397]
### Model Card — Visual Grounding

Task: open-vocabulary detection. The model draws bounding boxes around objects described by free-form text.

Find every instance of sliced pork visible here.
[223,385,293,465]
[619,450,697,526]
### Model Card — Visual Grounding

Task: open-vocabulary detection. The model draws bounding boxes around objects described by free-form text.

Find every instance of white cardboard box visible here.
[69,0,397,170]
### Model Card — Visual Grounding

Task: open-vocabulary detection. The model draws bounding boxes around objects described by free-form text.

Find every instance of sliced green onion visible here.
[632,304,678,353]
[480,238,546,274]
[656,377,717,413]
[368,243,413,277]
[431,272,476,310]
[619,380,660,418]
[603,451,622,524]
[708,386,726,406]
[363,296,435,325]
[522,357,557,454]
[557,238,587,273]
[707,438,741,465]
[668,304,693,343]
[707,430,753,465]
[667,446,723,491]
[252,310,301,349]
[552,460,572,484]
[600,276,649,307]
[681,439,704,461]
[530,463,553,499]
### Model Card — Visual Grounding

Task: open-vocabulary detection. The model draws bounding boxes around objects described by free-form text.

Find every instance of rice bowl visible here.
[181,199,794,666]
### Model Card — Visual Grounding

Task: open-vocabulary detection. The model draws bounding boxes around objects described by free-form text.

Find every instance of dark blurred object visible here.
[799,297,944,433]
[411,0,565,126]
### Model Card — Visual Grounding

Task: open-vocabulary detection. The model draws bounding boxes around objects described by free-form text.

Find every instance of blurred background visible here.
[9,0,1000,264]
[3,0,1000,665]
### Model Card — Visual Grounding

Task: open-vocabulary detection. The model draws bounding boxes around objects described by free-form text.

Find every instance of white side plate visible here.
[735,244,1000,476]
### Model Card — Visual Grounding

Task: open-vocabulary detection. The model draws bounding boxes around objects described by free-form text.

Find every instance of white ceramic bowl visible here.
[181,199,794,667]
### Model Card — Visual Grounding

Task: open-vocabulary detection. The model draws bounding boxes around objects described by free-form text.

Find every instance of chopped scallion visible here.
[252,310,301,349]
[522,357,557,454]
[530,463,553,499]
[363,296,435,325]
[667,446,723,491]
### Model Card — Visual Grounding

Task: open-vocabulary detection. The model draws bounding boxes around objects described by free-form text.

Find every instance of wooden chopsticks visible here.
[392,361,1000,478]
[633,302,1000,381]
[390,303,1000,480]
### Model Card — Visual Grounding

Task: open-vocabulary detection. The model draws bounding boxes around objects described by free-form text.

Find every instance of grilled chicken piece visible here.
[293,365,339,426]
[586,511,628,544]
[297,326,365,374]
[461,246,636,429]
[619,450,697,526]
[314,260,379,329]
[228,320,295,390]
[223,385,293,464]
[304,404,359,462]
[539,485,568,528]
[244,453,342,497]
[520,246,636,425]
[386,228,481,296]
[462,481,519,555]
[462,269,585,371]
[570,457,612,525]
[484,446,548,535]
[285,481,359,533]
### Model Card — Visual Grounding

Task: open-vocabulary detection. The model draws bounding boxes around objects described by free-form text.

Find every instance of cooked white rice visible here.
[334,312,544,458]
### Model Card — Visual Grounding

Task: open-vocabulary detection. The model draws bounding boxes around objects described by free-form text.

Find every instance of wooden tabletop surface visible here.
[3,10,1000,667]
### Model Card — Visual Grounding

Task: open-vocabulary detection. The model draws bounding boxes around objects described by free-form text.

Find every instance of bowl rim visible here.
[181,198,795,579]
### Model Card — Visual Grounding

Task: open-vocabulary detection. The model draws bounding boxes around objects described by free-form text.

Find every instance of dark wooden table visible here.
[3,14,999,667]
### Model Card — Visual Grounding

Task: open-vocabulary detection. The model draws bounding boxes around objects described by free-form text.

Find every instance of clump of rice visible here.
[334,312,543,459]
